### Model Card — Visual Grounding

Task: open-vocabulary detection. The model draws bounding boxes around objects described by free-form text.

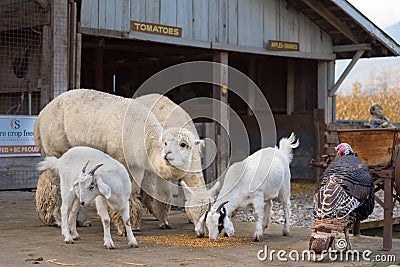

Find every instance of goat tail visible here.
[278,132,300,163]
[37,156,58,172]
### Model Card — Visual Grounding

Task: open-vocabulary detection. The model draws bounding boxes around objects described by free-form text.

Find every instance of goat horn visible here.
[82,160,90,173]
[216,201,228,213]
[89,163,104,176]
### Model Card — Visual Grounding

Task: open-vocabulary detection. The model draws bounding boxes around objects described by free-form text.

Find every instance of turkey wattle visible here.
[309,143,374,252]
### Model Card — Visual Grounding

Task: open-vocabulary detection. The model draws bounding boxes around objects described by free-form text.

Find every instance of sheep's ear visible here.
[223,216,234,237]
[194,139,205,149]
[180,180,194,200]
[96,176,111,199]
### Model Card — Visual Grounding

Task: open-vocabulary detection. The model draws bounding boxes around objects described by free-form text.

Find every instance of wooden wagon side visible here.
[337,128,400,251]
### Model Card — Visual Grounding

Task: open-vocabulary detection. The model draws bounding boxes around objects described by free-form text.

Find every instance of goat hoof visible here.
[129,242,139,248]
[160,224,171,230]
[253,235,263,242]
[105,244,115,249]
[65,239,74,244]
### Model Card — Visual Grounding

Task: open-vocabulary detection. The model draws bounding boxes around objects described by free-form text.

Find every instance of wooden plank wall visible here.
[80,0,333,56]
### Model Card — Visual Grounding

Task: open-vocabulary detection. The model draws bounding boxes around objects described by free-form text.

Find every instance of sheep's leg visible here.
[68,198,81,240]
[279,186,291,236]
[95,197,114,249]
[60,195,74,244]
[262,199,272,229]
[120,204,138,248]
[252,197,265,242]
[77,207,92,227]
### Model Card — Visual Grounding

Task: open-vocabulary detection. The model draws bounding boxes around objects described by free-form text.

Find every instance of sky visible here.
[335,0,400,92]
[347,0,400,29]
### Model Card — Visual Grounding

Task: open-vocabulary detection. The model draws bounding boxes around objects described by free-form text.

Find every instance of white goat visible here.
[37,146,138,249]
[193,133,299,242]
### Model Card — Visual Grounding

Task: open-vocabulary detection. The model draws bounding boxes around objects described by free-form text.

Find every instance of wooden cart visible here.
[337,128,400,251]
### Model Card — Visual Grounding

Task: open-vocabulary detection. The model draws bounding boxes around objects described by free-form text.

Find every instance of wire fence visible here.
[0,0,51,190]
[0,0,45,115]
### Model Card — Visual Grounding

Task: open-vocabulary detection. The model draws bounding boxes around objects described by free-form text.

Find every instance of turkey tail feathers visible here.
[278,132,300,163]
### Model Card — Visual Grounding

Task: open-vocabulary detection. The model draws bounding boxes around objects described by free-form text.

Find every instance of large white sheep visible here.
[37,146,138,249]
[192,133,299,242]
[34,89,209,230]
[132,94,210,229]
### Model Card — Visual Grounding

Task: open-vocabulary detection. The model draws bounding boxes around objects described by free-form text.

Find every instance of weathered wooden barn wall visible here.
[80,0,333,58]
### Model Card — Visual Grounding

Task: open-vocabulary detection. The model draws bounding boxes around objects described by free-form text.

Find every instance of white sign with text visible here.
[0,116,41,157]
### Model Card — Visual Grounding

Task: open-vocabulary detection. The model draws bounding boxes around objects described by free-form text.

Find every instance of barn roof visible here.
[289,0,400,59]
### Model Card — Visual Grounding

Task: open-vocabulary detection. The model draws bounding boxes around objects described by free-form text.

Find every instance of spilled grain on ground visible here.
[137,234,250,248]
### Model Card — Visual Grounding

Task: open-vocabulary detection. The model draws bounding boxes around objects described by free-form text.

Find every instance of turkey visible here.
[309,143,374,253]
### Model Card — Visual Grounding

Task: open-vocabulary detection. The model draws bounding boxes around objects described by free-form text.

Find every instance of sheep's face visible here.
[161,128,203,172]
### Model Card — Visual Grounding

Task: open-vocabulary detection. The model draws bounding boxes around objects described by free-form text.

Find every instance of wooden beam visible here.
[333,43,371,53]
[301,0,360,43]
[329,49,365,96]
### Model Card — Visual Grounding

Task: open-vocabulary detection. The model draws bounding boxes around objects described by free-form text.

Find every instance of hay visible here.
[137,234,249,248]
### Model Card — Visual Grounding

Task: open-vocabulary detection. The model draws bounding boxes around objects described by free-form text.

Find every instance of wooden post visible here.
[287,59,295,115]
[313,109,325,182]
[205,123,216,185]
[326,61,335,123]
[383,177,393,251]
[68,1,77,90]
[213,51,229,180]
[40,25,51,107]
[75,33,82,89]
[51,0,69,97]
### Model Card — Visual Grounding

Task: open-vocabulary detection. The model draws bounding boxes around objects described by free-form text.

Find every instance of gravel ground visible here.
[235,191,400,229]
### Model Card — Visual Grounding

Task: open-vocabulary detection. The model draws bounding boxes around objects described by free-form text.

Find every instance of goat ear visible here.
[180,180,194,200]
[208,181,221,201]
[195,212,207,237]
[70,180,79,196]
[223,216,234,237]
[96,176,111,199]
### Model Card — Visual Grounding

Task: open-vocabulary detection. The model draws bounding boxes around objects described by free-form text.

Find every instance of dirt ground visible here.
[1,191,399,267]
